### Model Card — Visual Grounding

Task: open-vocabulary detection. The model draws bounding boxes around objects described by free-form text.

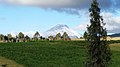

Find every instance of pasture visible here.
[0,41,119,67]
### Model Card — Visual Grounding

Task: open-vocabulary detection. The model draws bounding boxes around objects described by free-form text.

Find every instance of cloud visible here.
[1,0,90,8]
[1,0,113,8]
[102,12,120,33]
[74,11,120,33]
[0,0,115,15]
[1,0,120,33]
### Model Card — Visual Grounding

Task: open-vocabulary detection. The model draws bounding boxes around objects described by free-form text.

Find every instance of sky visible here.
[0,0,120,36]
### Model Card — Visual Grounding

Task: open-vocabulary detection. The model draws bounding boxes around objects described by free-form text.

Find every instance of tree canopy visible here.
[83,31,88,40]
[34,31,40,38]
[55,33,61,40]
[18,32,24,39]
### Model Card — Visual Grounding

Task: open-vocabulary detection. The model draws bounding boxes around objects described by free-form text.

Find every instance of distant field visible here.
[107,37,120,41]
[0,41,119,67]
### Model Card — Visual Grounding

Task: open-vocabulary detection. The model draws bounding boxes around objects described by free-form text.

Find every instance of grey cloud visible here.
[1,0,120,33]
[0,0,114,15]
[52,8,80,15]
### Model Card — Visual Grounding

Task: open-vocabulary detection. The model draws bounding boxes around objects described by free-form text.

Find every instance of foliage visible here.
[0,34,4,41]
[18,32,24,39]
[7,34,12,39]
[55,33,61,40]
[83,31,88,40]
[48,35,54,40]
[62,32,68,38]
[4,36,8,42]
[25,35,30,42]
[34,31,40,38]
[62,32,70,40]
[18,32,25,42]
[86,0,111,67]
[0,32,71,42]
[33,31,40,41]
[7,34,13,42]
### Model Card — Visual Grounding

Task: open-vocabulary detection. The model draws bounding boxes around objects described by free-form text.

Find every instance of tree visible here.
[33,31,40,40]
[62,32,70,40]
[18,32,24,39]
[86,0,111,67]
[55,33,61,40]
[48,35,54,40]
[83,31,88,40]
[7,34,13,42]
[0,34,4,41]
[18,32,24,42]
[25,35,30,42]
[4,36,8,42]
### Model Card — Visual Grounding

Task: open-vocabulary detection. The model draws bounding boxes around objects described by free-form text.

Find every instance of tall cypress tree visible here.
[86,0,111,67]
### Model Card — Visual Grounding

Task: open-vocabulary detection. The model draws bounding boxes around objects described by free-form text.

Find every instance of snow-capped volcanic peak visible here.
[45,24,81,38]
[47,24,69,31]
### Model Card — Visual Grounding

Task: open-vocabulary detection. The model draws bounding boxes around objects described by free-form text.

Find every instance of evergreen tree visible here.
[0,34,4,41]
[18,32,24,42]
[86,0,111,67]
[7,34,13,42]
[25,35,30,42]
[18,32,24,39]
[55,33,61,40]
[33,31,40,40]
[4,36,8,42]
[62,32,70,40]
[83,31,88,40]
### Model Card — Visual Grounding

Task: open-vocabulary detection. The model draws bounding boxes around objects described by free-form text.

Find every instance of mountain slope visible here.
[109,33,120,37]
[44,24,81,38]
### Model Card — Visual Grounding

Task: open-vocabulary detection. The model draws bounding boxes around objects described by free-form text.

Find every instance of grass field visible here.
[0,41,119,67]
[0,56,24,67]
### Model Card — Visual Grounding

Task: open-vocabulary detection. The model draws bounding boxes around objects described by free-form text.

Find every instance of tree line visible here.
[0,31,71,43]
[48,32,71,40]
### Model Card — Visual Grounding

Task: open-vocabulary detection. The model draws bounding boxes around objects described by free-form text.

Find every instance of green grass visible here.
[0,41,119,67]
[0,41,87,67]
[110,43,120,67]
[0,56,24,67]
